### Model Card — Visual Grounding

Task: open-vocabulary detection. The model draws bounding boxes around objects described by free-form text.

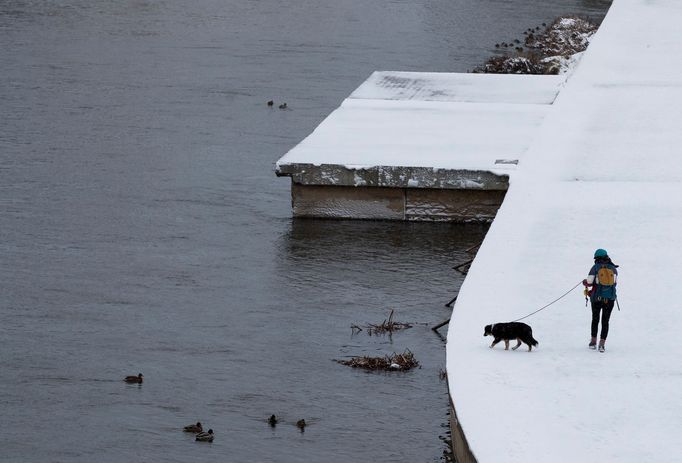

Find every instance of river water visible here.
[1,1,610,461]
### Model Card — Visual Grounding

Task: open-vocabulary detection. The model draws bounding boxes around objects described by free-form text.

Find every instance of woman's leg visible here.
[591,301,601,339]
[600,300,615,340]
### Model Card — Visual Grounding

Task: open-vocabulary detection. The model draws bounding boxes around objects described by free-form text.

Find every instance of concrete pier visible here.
[276,72,564,222]
[279,164,508,221]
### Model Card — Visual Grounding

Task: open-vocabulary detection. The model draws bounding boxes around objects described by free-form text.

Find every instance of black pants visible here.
[591,299,615,340]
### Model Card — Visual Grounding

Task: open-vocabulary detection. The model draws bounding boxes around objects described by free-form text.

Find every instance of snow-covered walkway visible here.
[446,1,682,461]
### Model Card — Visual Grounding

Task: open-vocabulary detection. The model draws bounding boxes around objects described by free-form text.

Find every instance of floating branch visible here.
[432,319,450,332]
[466,242,482,254]
[444,294,458,307]
[452,259,473,274]
[352,310,412,336]
[336,349,420,371]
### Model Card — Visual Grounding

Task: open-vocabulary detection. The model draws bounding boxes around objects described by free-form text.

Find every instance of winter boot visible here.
[598,339,606,353]
[589,337,597,350]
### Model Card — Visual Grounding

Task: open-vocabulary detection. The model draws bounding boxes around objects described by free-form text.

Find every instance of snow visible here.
[349,72,563,104]
[353,173,367,186]
[446,0,682,462]
[275,73,565,175]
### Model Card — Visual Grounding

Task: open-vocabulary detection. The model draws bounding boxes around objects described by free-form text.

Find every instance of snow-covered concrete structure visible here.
[447,0,682,461]
[276,72,565,221]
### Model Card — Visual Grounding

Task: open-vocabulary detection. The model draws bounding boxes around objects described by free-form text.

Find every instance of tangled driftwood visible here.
[351,310,412,336]
[336,349,420,371]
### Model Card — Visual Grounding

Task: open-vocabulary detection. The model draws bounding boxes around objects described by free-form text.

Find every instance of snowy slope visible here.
[446,1,682,462]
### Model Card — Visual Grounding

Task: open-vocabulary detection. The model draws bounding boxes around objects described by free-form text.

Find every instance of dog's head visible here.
[483,324,493,337]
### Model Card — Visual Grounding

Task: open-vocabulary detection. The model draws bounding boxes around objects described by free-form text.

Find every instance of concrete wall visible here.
[290,183,506,222]
[449,394,478,463]
[277,163,510,191]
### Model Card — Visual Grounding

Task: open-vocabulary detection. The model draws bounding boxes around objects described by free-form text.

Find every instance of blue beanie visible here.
[594,248,608,258]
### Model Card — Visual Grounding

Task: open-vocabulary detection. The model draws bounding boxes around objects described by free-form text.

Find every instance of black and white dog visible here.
[484,322,538,351]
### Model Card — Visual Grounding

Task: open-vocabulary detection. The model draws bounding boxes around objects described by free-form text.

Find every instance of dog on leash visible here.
[484,322,538,351]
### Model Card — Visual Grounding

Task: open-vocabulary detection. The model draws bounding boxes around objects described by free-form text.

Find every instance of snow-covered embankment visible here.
[447,0,682,461]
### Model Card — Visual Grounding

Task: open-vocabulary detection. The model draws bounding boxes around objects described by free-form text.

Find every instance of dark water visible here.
[1,1,610,461]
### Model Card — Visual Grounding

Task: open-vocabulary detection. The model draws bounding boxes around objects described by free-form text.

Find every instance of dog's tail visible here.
[530,337,539,347]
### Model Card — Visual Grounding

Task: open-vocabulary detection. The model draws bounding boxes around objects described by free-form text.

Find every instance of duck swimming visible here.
[296,419,306,431]
[124,373,143,384]
[268,415,278,427]
[195,429,214,442]
[184,422,202,433]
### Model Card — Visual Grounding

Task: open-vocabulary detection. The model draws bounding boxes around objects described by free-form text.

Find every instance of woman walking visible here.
[582,248,618,352]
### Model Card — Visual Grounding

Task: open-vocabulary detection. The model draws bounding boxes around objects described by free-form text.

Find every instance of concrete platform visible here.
[275,72,565,221]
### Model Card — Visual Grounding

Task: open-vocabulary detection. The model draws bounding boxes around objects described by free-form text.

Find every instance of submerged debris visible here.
[296,419,306,431]
[473,15,599,75]
[441,433,455,462]
[336,349,420,371]
[466,241,482,254]
[351,310,412,336]
[452,259,473,275]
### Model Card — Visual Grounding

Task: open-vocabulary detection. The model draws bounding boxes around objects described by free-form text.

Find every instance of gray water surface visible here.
[1,1,611,461]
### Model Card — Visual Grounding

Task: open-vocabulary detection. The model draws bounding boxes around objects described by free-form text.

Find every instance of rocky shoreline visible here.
[472,16,599,75]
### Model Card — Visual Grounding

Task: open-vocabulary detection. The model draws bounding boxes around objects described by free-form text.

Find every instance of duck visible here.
[195,429,214,442]
[296,419,306,431]
[268,415,278,427]
[267,100,274,107]
[278,102,287,110]
[183,422,203,433]
[124,373,143,384]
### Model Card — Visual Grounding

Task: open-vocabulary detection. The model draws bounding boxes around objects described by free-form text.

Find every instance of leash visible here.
[511,281,583,322]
